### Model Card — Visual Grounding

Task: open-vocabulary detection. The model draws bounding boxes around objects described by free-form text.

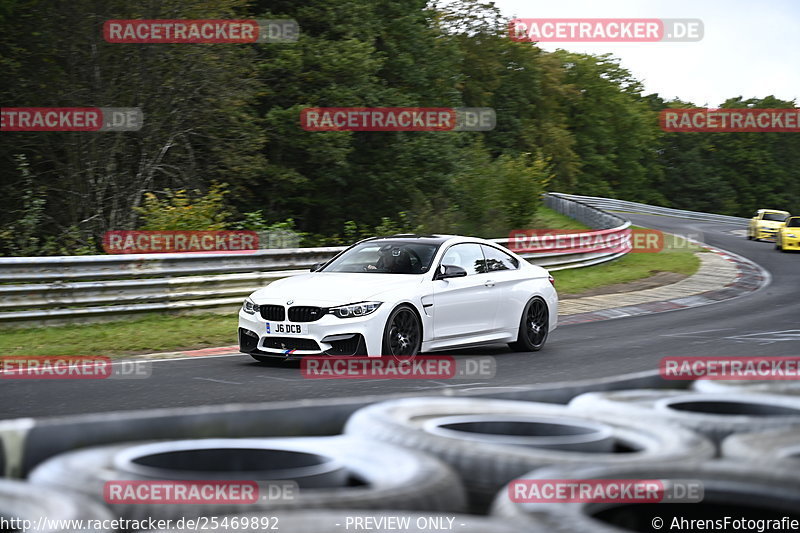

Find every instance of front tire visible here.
[382,305,421,357]
[508,297,549,352]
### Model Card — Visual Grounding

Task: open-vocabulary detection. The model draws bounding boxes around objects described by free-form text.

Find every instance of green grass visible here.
[0,314,238,357]
[0,228,702,357]
[554,232,702,295]
[530,206,590,231]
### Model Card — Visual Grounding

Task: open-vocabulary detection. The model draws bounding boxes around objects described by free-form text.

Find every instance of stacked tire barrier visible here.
[28,437,467,520]
[692,378,800,395]
[721,427,800,469]
[492,462,800,532]
[342,397,714,510]
[0,479,115,532]
[568,390,800,445]
[3,370,799,531]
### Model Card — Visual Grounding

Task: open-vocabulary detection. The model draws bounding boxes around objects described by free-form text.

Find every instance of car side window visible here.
[481,245,520,271]
[440,243,486,276]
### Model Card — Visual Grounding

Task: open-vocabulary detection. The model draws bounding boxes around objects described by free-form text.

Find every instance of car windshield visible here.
[786,218,800,228]
[320,240,441,274]
[762,213,788,222]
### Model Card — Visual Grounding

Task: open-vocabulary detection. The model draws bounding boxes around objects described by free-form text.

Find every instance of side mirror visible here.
[435,264,467,280]
[310,262,325,272]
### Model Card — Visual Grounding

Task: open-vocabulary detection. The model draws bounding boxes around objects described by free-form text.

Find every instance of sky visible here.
[491,0,800,107]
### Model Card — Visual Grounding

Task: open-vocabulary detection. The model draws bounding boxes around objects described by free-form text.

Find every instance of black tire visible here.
[381,305,421,357]
[152,511,529,533]
[721,426,800,469]
[570,390,800,444]
[0,479,114,532]
[344,397,714,510]
[492,461,800,532]
[508,297,549,352]
[692,379,800,396]
[28,436,467,521]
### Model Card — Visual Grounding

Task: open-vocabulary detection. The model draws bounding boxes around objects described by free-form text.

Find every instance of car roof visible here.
[758,209,790,214]
[361,234,454,245]
[359,234,495,247]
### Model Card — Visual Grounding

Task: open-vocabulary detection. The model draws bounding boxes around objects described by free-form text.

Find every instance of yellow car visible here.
[776,216,800,252]
[748,209,790,241]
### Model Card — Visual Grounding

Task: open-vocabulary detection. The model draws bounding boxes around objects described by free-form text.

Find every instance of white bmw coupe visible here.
[238,234,558,359]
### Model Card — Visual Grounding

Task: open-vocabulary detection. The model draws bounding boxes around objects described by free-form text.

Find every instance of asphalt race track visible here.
[2,213,798,419]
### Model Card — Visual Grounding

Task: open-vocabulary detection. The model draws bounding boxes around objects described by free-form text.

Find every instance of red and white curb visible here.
[559,245,769,326]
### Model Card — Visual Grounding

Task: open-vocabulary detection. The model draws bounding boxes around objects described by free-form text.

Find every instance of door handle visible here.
[484,280,495,287]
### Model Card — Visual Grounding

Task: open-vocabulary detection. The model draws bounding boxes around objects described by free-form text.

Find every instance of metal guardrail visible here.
[0,193,630,326]
[552,193,749,225]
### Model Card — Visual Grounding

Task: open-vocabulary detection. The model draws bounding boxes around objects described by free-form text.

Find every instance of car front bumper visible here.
[756,227,780,240]
[779,234,800,250]
[238,304,390,358]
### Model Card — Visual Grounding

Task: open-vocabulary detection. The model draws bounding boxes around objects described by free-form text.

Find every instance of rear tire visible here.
[508,297,549,352]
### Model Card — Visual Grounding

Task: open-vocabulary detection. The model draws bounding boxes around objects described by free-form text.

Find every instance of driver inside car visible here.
[367,245,415,273]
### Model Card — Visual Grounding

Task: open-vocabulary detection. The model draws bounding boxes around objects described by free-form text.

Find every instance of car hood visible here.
[249,272,424,305]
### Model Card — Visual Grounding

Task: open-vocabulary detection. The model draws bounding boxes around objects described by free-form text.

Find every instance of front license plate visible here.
[266,322,307,335]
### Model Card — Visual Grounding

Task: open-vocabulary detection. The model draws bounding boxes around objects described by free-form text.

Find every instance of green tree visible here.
[135,183,231,231]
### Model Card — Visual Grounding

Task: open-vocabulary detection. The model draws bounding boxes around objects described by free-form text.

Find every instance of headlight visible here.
[242,298,259,315]
[788,233,797,238]
[329,301,382,318]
